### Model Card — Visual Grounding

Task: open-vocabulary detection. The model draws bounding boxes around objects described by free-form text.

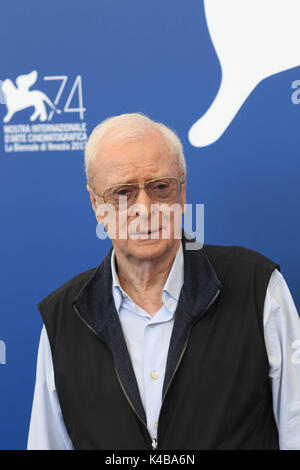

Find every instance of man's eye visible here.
[153,183,168,190]
[115,187,132,196]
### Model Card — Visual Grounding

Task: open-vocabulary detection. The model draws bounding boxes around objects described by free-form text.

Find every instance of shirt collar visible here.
[111,241,184,313]
[162,241,183,301]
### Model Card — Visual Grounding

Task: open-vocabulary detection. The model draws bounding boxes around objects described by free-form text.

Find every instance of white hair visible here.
[84,112,186,185]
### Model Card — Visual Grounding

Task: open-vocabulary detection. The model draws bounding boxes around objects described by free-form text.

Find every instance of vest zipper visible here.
[72,303,154,450]
[114,364,155,449]
[73,287,220,451]
[156,288,221,448]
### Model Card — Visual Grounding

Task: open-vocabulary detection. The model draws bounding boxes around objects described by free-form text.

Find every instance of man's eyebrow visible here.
[106,178,135,187]
[108,175,166,186]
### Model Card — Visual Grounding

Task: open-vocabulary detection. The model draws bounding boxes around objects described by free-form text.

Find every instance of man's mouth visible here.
[131,227,161,236]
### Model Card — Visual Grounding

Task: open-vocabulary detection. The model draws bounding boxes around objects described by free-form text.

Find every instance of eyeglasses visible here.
[91,175,185,209]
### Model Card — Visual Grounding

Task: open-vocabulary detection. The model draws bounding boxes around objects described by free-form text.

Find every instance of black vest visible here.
[38,233,280,450]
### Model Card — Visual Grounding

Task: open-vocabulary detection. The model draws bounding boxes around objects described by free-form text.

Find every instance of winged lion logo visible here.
[1,70,61,123]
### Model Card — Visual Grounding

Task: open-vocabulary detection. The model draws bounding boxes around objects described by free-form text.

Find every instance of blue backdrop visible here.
[0,0,299,449]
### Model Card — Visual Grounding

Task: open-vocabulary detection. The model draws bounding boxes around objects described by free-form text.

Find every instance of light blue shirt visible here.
[110,243,183,440]
[27,244,300,450]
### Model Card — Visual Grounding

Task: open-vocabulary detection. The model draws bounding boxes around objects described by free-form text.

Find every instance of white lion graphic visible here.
[188,0,300,147]
[2,70,61,122]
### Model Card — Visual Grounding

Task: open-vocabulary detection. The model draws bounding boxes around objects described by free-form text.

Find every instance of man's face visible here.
[87,130,186,261]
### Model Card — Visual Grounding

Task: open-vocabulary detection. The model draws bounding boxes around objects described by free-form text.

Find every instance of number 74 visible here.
[43,75,86,121]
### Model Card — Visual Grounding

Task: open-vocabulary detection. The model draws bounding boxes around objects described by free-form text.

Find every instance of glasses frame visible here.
[91,174,185,208]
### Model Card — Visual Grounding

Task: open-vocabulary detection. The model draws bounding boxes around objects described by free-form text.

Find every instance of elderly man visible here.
[28,113,300,450]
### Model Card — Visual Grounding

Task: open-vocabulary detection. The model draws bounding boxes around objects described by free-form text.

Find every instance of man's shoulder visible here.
[37,266,98,311]
[203,243,279,271]
[38,246,113,312]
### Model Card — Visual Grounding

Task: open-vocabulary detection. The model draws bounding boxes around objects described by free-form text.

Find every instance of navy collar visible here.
[111,241,184,312]
[72,231,222,332]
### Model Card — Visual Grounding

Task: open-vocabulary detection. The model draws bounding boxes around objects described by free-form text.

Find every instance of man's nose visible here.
[131,186,153,216]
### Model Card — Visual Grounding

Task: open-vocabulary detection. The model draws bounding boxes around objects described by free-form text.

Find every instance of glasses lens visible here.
[147,178,179,201]
[104,185,138,208]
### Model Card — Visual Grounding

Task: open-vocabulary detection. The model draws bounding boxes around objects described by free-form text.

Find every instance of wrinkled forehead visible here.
[97,128,170,158]
[93,131,179,187]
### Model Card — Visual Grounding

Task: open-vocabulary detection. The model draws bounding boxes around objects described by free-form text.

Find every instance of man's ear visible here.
[86,184,102,224]
[181,171,187,215]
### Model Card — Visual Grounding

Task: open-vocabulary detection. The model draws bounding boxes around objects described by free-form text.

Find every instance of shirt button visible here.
[149,324,155,328]
[154,422,158,429]
[150,371,159,380]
